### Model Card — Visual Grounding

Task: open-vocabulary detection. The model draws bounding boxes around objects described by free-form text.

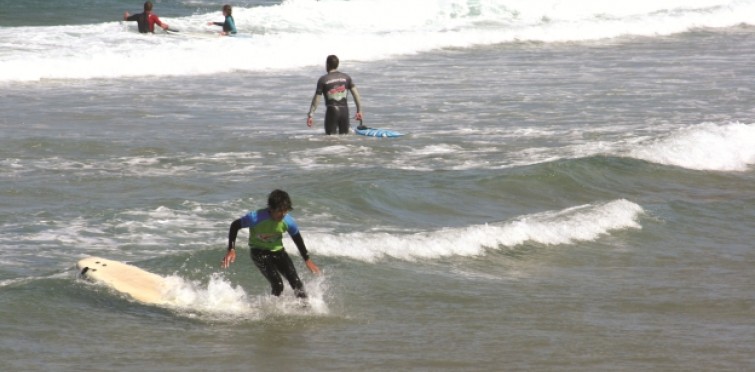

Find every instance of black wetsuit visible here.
[228,209,310,298]
[126,11,163,33]
[315,71,355,135]
[251,248,306,298]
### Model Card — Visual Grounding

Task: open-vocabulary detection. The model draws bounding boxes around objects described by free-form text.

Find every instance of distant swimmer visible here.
[221,189,321,299]
[307,55,364,135]
[123,1,170,33]
[207,4,237,36]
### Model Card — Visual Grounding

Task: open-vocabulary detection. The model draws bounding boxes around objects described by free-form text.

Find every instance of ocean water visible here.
[1,0,754,370]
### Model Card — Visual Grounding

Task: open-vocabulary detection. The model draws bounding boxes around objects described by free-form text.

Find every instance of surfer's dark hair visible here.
[223,4,232,15]
[144,1,153,11]
[268,189,293,211]
[326,55,339,71]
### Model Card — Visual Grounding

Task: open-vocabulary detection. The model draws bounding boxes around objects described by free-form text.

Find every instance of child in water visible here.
[207,4,237,36]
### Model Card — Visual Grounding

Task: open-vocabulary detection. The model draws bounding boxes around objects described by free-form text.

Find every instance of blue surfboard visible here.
[354,122,403,138]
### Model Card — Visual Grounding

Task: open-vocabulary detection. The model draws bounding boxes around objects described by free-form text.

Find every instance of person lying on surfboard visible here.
[307,54,364,135]
[221,189,321,298]
[123,1,170,34]
[207,4,237,36]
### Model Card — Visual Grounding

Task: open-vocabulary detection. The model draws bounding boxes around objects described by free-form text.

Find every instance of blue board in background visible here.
[354,123,403,138]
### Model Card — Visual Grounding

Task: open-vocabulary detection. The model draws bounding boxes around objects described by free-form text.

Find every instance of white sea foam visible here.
[628,122,755,171]
[407,144,464,156]
[8,198,642,263]
[0,151,265,179]
[1,0,752,82]
[425,122,755,172]
[310,199,644,262]
[161,272,330,320]
[0,204,226,259]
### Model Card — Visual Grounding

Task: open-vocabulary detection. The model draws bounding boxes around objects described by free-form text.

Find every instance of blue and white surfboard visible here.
[354,123,403,138]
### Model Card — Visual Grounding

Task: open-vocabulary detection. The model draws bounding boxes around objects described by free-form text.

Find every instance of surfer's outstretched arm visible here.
[222,218,242,268]
[290,232,321,274]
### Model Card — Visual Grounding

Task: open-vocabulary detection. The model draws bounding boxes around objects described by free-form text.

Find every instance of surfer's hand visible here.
[221,249,236,269]
[355,112,363,121]
[305,259,321,275]
[306,117,313,128]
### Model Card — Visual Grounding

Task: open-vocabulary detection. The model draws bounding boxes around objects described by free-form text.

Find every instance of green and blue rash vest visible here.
[213,15,237,34]
[237,209,310,260]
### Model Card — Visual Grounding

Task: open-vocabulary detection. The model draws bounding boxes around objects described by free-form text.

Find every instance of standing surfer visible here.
[306,55,364,135]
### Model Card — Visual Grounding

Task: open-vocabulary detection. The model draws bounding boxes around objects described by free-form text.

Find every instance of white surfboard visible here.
[77,256,169,305]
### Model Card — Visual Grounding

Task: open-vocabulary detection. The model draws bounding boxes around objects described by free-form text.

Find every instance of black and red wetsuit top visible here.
[314,71,356,135]
[126,11,164,33]
[315,71,354,108]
